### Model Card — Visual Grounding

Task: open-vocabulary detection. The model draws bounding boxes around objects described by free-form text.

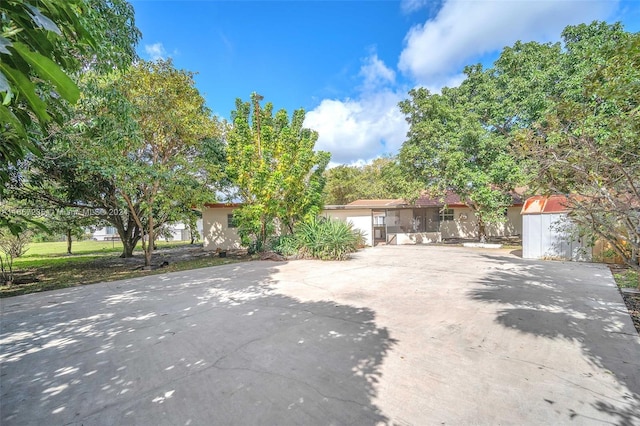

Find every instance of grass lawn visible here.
[2,240,247,298]
[16,239,191,259]
[611,266,639,289]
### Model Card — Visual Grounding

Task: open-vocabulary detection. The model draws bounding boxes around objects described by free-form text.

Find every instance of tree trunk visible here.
[478,218,487,243]
[66,228,72,254]
[117,226,139,258]
[112,214,141,258]
[120,238,137,258]
[144,215,154,267]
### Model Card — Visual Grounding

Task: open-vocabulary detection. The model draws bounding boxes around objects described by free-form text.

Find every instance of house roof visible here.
[204,202,243,208]
[347,199,407,208]
[413,191,468,207]
[335,190,524,210]
[521,195,570,215]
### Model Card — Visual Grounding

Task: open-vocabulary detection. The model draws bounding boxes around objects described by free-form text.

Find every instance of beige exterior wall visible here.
[322,205,523,245]
[202,207,242,251]
[486,206,522,237]
[203,204,522,250]
[440,206,522,239]
[440,207,476,239]
[322,209,373,246]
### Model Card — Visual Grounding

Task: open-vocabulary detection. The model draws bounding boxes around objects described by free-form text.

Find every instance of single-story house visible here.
[322,191,523,246]
[202,192,523,250]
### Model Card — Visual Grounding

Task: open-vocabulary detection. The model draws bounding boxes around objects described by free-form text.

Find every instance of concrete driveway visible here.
[1,246,639,425]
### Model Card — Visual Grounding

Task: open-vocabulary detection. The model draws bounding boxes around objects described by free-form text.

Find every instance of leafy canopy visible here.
[227,93,330,251]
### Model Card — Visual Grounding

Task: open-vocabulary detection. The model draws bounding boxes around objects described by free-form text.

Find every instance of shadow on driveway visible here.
[469,255,640,426]
[0,262,397,425]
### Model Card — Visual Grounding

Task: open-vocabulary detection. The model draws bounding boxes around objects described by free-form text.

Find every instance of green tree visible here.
[227,93,330,252]
[1,0,139,236]
[0,0,139,172]
[398,22,632,244]
[467,21,636,272]
[323,157,420,205]
[323,165,362,205]
[15,70,143,258]
[515,30,640,277]
[399,84,522,241]
[111,60,220,267]
[18,62,223,262]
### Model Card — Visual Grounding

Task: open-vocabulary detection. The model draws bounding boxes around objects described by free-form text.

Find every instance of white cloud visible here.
[144,42,167,60]
[306,1,617,165]
[359,54,396,92]
[424,73,466,93]
[398,0,617,85]
[305,90,408,165]
[305,53,408,165]
[401,0,427,13]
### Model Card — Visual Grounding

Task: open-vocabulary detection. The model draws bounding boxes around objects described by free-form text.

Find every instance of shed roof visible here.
[521,195,570,215]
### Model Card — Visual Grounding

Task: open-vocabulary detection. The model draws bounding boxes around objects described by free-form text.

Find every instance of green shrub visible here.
[295,217,360,261]
[268,217,362,260]
[269,234,300,257]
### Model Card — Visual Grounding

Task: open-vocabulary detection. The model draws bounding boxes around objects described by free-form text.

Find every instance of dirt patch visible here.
[100,246,248,269]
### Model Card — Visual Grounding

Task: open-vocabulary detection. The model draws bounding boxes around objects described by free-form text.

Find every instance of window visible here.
[440,208,454,221]
[227,213,237,228]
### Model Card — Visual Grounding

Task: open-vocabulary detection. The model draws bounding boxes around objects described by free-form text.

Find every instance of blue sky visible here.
[131,0,640,165]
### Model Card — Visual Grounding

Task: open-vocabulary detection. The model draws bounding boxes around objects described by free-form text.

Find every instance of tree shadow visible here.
[468,255,640,425]
[0,262,397,425]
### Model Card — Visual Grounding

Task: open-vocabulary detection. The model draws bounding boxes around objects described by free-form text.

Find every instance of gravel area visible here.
[621,292,640,334]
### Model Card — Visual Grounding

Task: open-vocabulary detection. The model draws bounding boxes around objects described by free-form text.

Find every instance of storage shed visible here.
[521,195,591,261]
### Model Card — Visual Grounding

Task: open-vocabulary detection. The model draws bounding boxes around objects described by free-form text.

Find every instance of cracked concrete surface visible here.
[1,245,639,425]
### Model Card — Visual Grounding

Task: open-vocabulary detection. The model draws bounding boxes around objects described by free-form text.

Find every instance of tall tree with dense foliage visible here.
[19,61,223,262]
[14,69,141,258]
[1,0,139,236]
[107,60,220,266]
[227,93,330,251]
[515,28,639,275]
[398,21,635,246]
[399,84,522,241]
[467,21,637,272]
[0,0,139,173]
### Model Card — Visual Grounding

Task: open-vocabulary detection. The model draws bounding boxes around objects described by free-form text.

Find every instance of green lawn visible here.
[17,239,191,259]
[613,268,640,289]
[2,240,246,298]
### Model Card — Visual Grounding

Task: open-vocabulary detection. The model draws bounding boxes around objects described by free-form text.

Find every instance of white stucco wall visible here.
[486,207,523,237]
[440,208,476,239]
[202,207,242,251]
[392,232,441,245]
[322,209,373,246]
